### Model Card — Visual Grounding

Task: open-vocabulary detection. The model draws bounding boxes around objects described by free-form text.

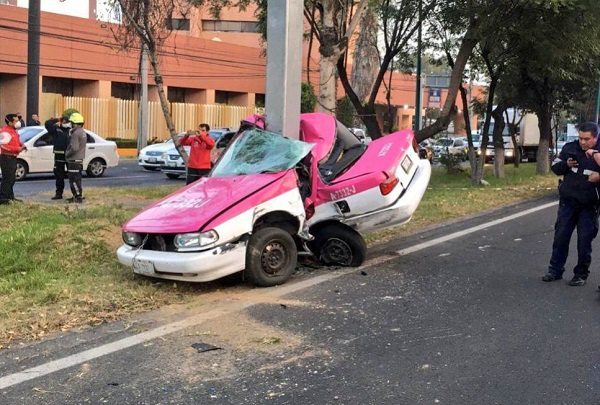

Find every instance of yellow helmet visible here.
[69,112,84,124]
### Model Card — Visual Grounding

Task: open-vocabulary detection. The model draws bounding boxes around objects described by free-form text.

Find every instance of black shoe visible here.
[542,273,562,282]
[567,276,586,286]
[51,195,63,200]
[67,197,84,204]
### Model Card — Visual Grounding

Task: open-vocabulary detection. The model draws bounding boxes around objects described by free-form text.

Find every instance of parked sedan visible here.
[161,131,236,179]
[2,126,119,181]
[432,137,468,159]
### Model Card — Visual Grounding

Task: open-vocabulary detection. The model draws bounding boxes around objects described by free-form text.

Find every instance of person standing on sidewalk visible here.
[65,113,87,203]
[0,114,26,204]
[177,123,215,184]
[542,122,600,286]
[45,115,70,200]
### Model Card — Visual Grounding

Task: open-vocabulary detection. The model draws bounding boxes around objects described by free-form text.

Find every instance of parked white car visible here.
[161,131,236,179]
[138,138,180,171]
[138,129,232,171]
[4,126,119,181]
[432,137,468,159]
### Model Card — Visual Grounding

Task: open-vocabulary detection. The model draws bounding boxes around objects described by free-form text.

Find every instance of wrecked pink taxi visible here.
[117,113,431,286]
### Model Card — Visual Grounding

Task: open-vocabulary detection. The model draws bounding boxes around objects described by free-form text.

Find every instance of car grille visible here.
[146,151,163,157]
[141,234,177,252]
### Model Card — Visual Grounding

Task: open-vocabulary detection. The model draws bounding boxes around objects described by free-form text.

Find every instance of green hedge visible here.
[106,138,138,148]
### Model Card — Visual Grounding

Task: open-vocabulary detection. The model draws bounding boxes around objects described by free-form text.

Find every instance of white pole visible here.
[265,0,303,139]
[138,46,149,151]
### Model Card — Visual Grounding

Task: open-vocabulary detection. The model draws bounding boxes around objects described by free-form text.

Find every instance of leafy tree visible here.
[109,0,190,162]
[301,82,318,113]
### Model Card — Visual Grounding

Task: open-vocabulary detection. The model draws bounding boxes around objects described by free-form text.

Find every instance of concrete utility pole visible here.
[26,0,41,120]
[265,0,303,139]
[414,0,423,131]
[138,46,149,152]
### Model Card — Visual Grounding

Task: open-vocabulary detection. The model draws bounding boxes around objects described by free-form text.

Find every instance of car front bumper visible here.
[138,157,165,167]
[116,241,247,282]
[346,159,432,233]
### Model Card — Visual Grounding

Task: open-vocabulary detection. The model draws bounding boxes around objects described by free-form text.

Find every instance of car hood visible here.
[140,142,174,154]
[123,171,292,233]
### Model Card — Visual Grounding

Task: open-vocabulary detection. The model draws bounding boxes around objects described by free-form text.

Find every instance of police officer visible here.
[45,115,70,200]
[543,122,600,286]
[65,113,86,203]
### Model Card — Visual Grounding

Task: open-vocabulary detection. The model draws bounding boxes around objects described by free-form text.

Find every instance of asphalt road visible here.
[0,197,598,404]
[13,159,184,198]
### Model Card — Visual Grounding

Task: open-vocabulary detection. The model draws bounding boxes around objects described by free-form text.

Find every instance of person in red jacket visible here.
[178,123,215,184]
[0,114,27,204]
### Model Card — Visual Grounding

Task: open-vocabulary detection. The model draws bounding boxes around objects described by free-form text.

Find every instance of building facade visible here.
[0,1,479,135]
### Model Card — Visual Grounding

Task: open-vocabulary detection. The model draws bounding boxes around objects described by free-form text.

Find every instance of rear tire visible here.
[246,227,297,287]
[15,159,28,181]
[311,224,367,267]
[86,158,106,177]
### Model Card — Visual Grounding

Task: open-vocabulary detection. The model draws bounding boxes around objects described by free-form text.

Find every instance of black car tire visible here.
[246,227,297,287]
[86,158,106,177]
[165,173,180,179]
[15,159,28,181]
[311,224,367,267]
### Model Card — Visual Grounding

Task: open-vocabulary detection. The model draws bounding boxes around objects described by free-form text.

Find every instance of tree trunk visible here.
[536,108,552,175]
[319,55,337,113]
[472,77,498,185]
[337,57,382,138]
[350,7,379,105]
[147,48,188,163]
[491,104,506,178]
[416,24,478,142]
[459,84,477,174]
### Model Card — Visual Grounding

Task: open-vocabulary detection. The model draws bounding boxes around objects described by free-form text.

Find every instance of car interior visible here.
[318,123,366,183]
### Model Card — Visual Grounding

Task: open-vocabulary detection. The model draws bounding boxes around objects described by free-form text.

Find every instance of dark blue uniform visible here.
[548,141,600,280]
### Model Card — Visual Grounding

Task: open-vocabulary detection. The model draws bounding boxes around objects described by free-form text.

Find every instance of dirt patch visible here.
[156,310,326,384]
[99,224,124,251]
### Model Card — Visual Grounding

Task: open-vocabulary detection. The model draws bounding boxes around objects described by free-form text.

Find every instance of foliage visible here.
[439,150,466,174]
[336,96,356,128]
[62,108,79,119]
[301,82,317,113]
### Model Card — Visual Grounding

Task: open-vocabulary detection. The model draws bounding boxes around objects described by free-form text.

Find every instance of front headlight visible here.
[174,230,219,251]
[506,149,514,157]
[122,231,142,247]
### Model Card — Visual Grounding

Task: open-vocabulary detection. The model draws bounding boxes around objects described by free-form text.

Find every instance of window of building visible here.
[42,77,74,97]
[167,18,190,31]
[202,20,259,33]
[168,87,186,103]
[111,82,138,100]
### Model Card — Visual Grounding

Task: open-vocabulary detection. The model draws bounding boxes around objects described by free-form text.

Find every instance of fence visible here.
[41,93,262,141]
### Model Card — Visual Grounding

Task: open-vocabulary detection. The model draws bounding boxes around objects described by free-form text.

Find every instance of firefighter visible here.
[65,113,87,203]
[45,115,70,200]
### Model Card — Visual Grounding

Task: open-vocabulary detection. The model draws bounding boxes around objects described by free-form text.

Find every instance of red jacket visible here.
[180,132,216,169]
[0,125,22,155]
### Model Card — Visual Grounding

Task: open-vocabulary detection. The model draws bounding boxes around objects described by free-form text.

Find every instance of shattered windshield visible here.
[211,128,314,177]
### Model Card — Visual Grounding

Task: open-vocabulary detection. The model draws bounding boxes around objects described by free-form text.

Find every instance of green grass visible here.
[0,198,197,347]
[0,163,558,347]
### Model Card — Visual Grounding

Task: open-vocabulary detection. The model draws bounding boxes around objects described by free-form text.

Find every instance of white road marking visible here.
[396,201,557,256]
[0,200,558,390]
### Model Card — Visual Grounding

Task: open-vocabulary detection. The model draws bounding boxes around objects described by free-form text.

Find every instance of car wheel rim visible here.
[322,238,352,265]
[15,165,25,179]
[90,161,103,176]
[260,240,288,275]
